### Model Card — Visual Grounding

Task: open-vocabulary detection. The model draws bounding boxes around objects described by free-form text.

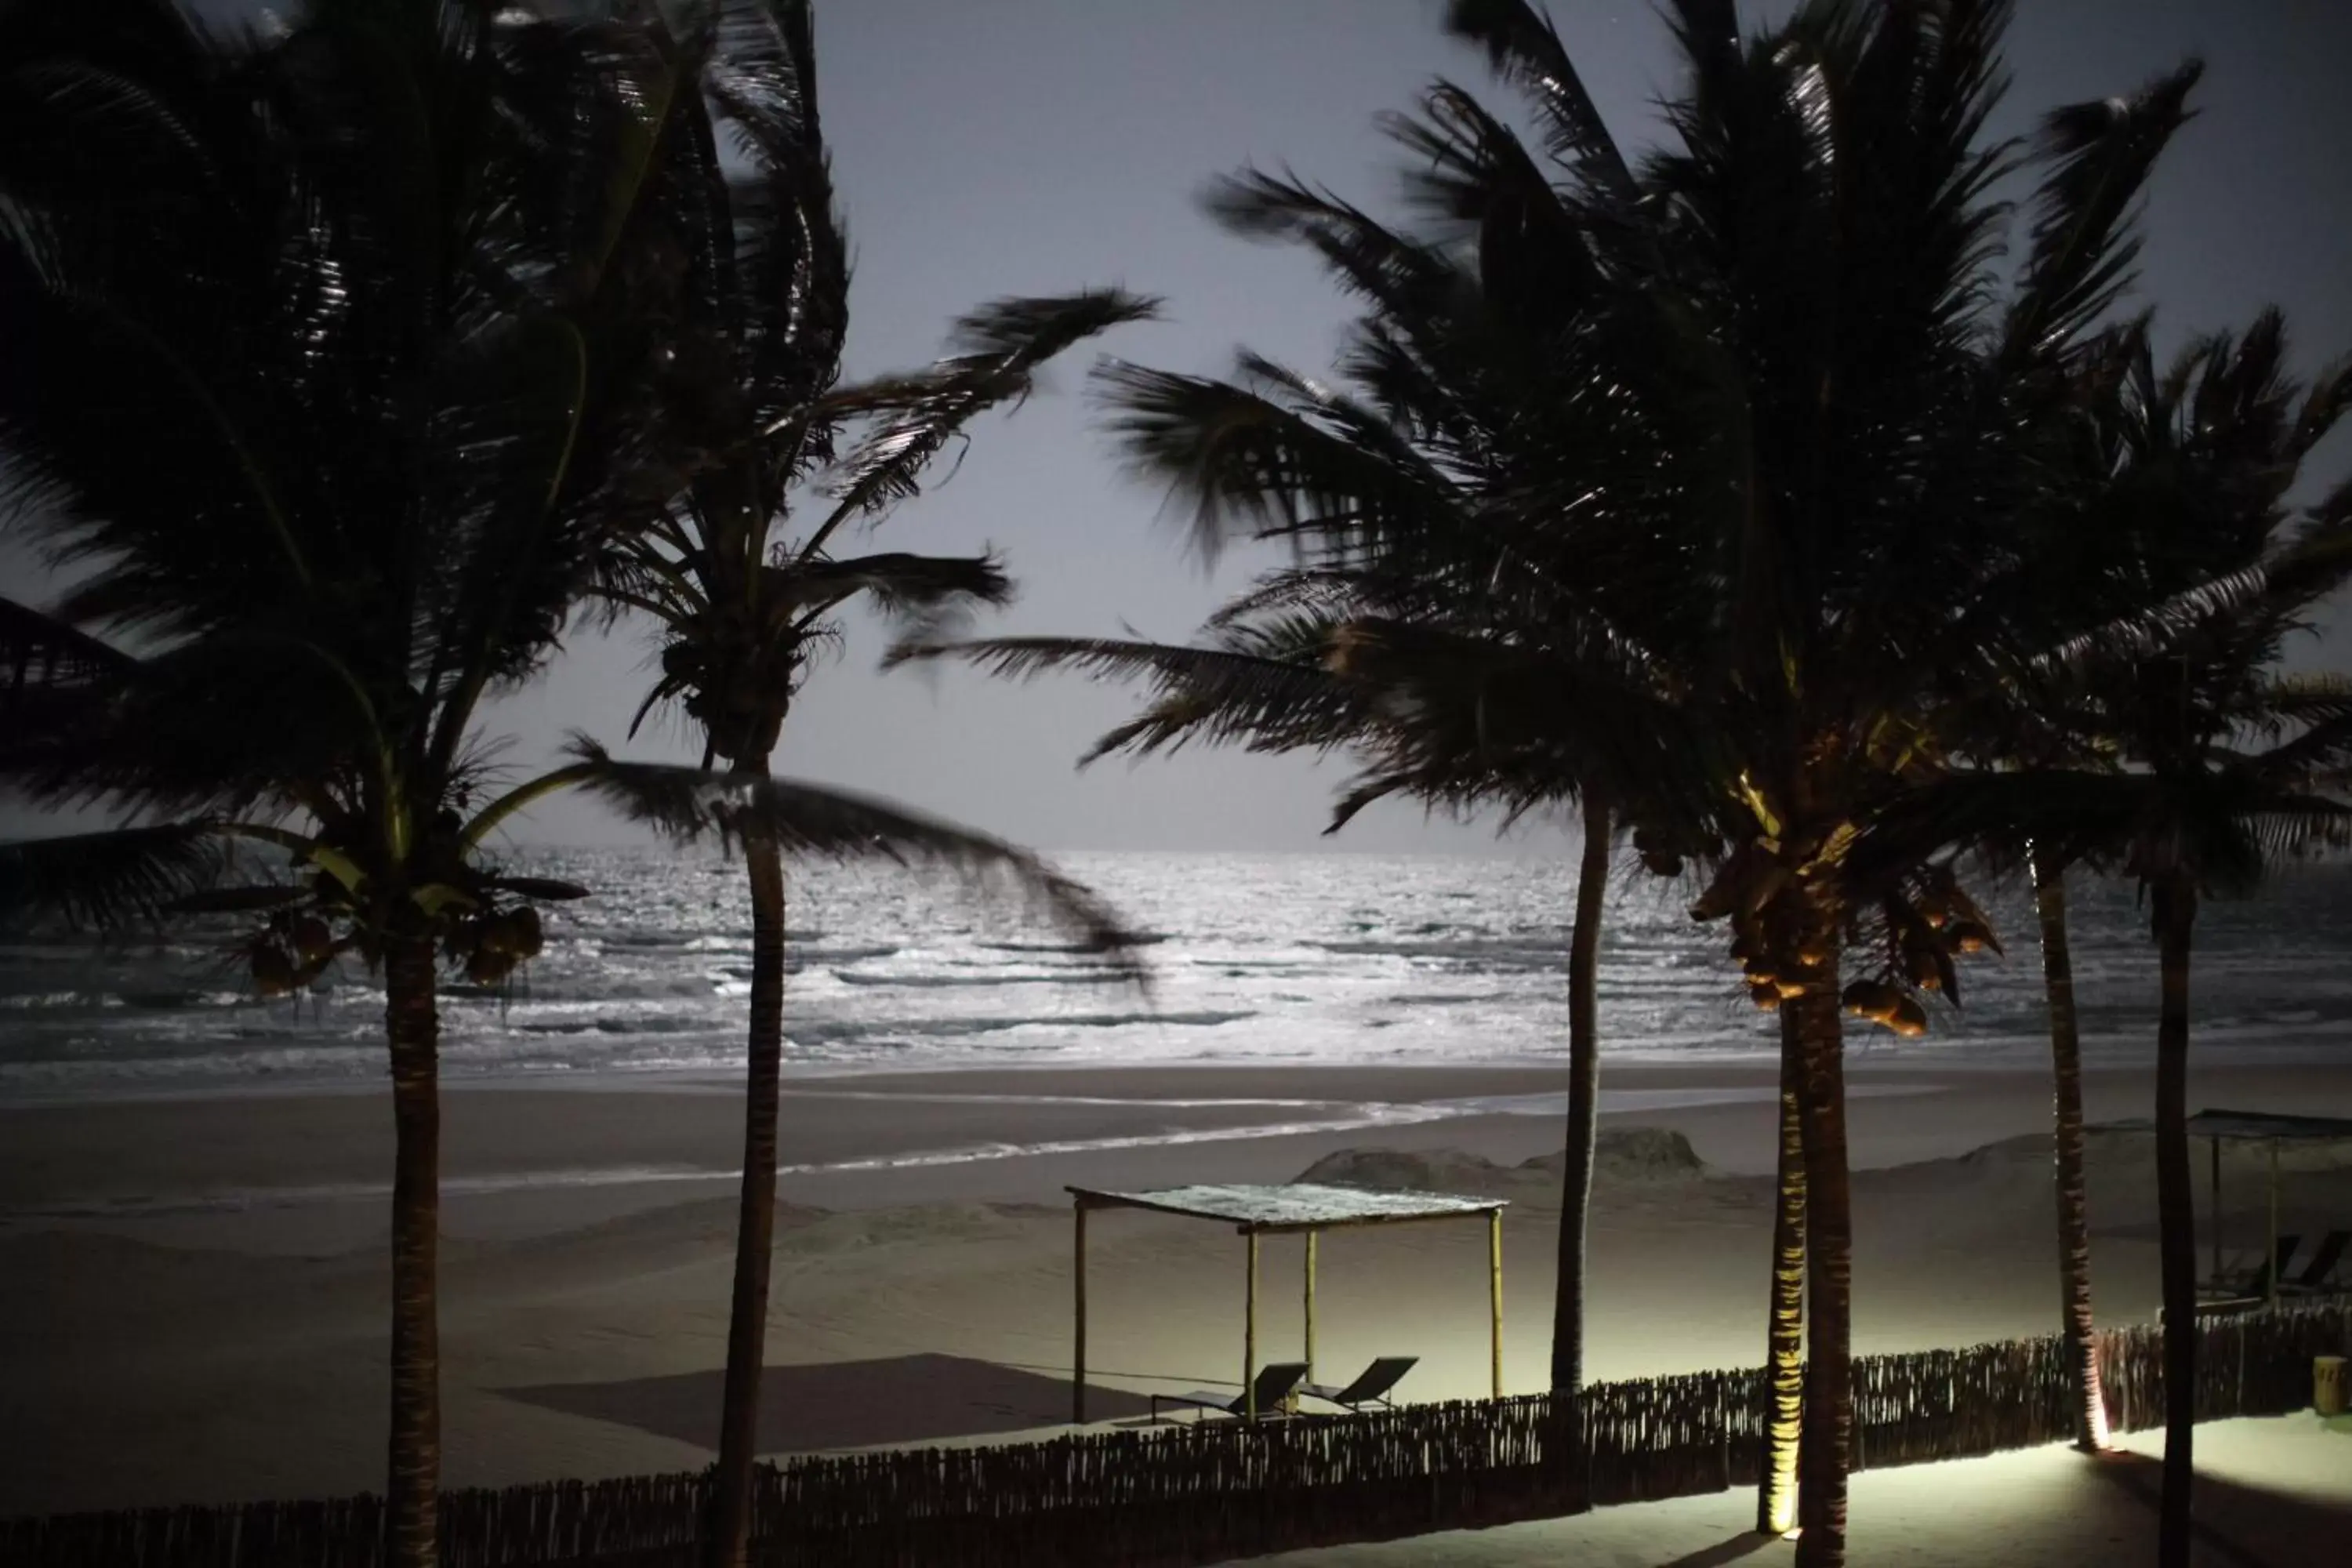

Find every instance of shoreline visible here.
[8,1058,2349,1233]
[5,1022,2348,1110]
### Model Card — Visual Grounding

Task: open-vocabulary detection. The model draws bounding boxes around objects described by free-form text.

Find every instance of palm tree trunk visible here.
[1550,794,1610,1396]
[2154,873,2198,1568]
[1791,895,1850,1568]
[2033,851,2108,1450]
[385,935,441,1568]
[710,826,786,1568]
[1757,1007,1806,1537]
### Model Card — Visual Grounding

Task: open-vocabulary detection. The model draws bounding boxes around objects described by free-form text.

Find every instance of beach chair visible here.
[2285,1229,2350,1294]
[1299,1356,1418,1414]
[1149,1361,1310,1423]
[2203,1232,2300,1302]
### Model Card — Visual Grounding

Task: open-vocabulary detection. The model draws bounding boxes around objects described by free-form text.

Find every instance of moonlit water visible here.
[2,851,2348,1098]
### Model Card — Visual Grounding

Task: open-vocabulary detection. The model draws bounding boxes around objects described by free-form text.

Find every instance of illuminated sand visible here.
[1239,1415,2351,1566]
[3,1060,2349,1519]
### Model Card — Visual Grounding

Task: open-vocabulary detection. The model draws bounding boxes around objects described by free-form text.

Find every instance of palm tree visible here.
[1860,314,2352,1568]
[563,8,1154,1561]
[0,10,1148,1566]
[914,25,2207,1568]
[1422,11,2212,1558]
[895,119,1717,1415]
[0,5,689,1554]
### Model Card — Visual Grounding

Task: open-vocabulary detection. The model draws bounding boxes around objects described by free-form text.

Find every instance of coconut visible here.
[1946,918,1995,954]
[292,917,334,964]
[1842,978,1904,1022]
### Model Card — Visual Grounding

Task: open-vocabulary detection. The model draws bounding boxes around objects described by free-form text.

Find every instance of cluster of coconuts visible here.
[245,909,339,999]
[1841,876,2001,1036]
[1684,840,1819,1013]
[447,904,544,986]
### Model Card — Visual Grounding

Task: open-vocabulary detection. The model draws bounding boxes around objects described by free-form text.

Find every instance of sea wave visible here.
[5,849,2350,1098]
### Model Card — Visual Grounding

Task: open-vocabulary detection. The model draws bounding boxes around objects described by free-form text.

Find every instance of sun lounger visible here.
[1299,1356,1418,1414]
[1149,1361,1310,1423]
[2284,1229,2349,1294]
[2202,1232,2300,1301]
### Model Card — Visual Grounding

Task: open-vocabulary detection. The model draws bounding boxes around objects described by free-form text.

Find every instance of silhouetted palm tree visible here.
[560,7,1153,1561]
[0,5,693,1555]
[0,9,1146,1566]
[896,170,1710,1423]
[914,18,2212,1566]
[1860,313,2352,1568]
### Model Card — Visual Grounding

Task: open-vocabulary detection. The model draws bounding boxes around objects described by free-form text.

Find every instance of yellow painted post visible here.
[1488,1209,1504,1399]
[1303,1229,1318,1385]
[1073,1199,1087,1424]
[1245,1230,1261,1421]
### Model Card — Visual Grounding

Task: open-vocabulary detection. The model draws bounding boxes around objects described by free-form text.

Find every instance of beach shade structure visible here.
[1066,1183,1507,1422]
[2095,1109,2352,1308]
[1299,1355,1419,1414]
[1149,1362,1312,1425]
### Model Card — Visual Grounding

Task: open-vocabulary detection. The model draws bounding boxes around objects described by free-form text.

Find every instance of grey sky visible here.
[10,2,2352,852]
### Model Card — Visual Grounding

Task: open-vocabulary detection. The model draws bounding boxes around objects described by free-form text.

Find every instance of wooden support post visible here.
[1244,1230,1261,1421]
[2267,1139,2281,1307]
[2210,1137,2223,1287]
[1072,1199,1087,1424]
[1303,1229,1318,1385]
[1487,1208,1504,1400]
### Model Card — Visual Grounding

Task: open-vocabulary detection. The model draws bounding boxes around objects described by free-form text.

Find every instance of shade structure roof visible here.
[1066,1181,1505,1234]
[2094,1108,2352,1142]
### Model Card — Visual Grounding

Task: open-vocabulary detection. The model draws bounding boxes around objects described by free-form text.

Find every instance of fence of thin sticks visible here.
[8,1302,2345,1567]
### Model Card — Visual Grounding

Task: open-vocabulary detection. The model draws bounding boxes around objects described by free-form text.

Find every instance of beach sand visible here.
[4,1058,2350,1549]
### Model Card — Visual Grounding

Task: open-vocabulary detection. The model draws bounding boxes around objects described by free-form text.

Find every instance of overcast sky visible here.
[10,2,2352,852]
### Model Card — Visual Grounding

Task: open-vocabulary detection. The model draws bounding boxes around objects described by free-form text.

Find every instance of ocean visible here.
[2,849,2347,1099]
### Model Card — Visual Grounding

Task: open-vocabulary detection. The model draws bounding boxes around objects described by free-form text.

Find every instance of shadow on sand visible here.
[1655,1531,1779,1567]
[2092,1446,2343,1568]
[500,1352,1154,1453]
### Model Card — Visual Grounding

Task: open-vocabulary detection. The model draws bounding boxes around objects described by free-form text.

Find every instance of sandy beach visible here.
[5,1058,2351,1523]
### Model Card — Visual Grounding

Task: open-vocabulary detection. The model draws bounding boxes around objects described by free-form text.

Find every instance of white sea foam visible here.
[4,850,2349,1100]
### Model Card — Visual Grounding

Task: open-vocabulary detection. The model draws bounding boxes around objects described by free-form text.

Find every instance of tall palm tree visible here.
[964,13,2201,1566]
[895,118,1715,1412]
[1861,314,2352,1568]
[563,8,1154,1562]
[1429,11,2211,1558]
[0,9,1144,1566]
[0,6,683,1555]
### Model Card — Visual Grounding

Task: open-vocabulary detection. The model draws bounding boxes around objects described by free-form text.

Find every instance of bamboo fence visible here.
[7,1301,2344,1567]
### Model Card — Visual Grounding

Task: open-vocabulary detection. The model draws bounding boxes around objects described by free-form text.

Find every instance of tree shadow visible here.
[499,1352,1154,1453]
[1655,1532,1780,1567]
[2092,1446,2344,1568]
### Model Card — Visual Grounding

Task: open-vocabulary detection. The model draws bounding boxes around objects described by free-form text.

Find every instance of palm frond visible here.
[2004,60,2202,361]
[1443,0,1637,198]
[0,821,227,929]
[1092,358,1462,561]
[802,290,1159,546]
[885,633,1369,766]
[779,552,1012,623]
[562,737,1149,980]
